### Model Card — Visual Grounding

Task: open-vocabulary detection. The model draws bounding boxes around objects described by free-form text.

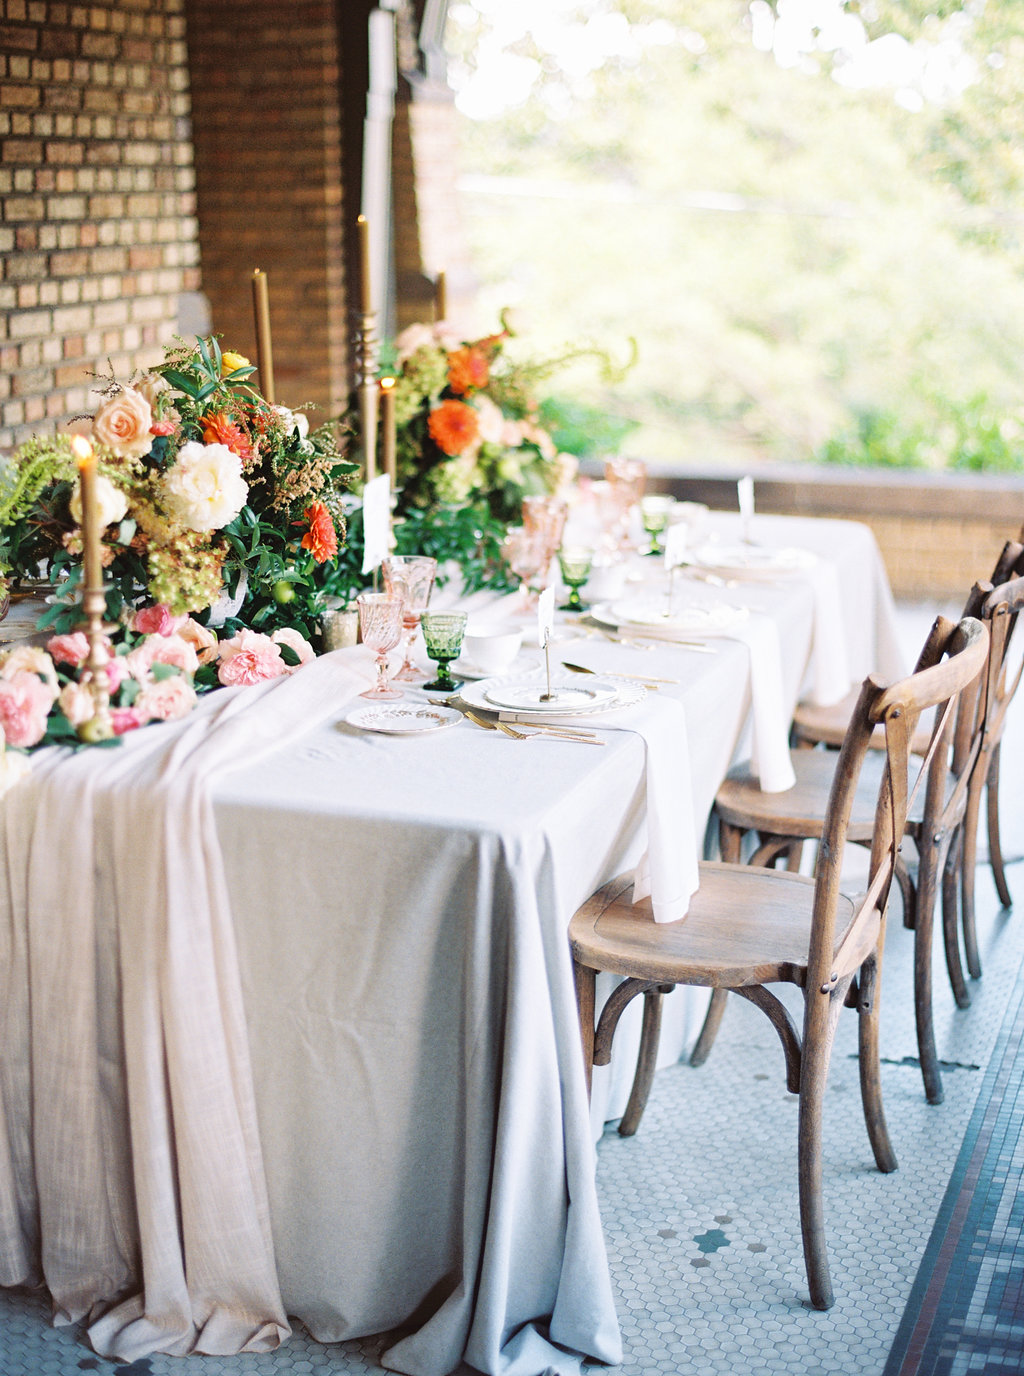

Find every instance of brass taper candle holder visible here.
[353,309,380,482]
[79,582,115,740]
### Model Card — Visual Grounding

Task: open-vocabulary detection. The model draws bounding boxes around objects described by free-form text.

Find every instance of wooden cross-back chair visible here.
[957,572,1024,981]
[703,597,991,1106]
[792,536,1024,918]
[569,617,988,1312]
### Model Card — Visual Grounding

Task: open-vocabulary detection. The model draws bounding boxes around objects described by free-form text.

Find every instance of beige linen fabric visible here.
[0,651,369,1360]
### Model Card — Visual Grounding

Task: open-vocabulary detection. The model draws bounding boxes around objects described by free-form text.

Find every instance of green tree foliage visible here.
[445,0,1024,471]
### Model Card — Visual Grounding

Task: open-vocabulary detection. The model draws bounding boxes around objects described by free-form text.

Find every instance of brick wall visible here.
[0,0,199,448]
[184,0,348,416]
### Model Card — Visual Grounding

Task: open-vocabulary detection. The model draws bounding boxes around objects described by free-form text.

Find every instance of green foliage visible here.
[447,1,1024,474]
[818,395,1024,473]
[538,395,639,459]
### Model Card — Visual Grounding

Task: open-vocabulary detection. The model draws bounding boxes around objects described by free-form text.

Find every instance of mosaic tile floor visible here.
[2,601,1022,1376]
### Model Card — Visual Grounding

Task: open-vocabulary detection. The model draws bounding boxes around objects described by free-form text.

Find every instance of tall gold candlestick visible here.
[434,269,447,322]
[380,376,397,486]
[252,268,275,404]
[71,435,113,739]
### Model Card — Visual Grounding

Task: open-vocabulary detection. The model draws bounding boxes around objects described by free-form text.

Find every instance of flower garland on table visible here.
[0,336,359,643]
[386,317,580,527]
[0,603,316,786]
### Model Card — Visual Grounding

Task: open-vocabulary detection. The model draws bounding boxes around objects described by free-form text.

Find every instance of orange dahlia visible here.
[447,346,489,396]
[301,501,338,563]
[428,398,480,456]
[201,411,257,465]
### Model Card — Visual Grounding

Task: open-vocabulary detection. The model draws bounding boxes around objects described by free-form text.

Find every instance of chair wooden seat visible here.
[573,864,862,992]
[569,615,989,1313]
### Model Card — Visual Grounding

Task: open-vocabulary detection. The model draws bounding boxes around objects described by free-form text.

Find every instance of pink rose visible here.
[123,633,198,683]
[110,706,147,736]
[135,676,197,722]
[47,632,91,667]
[217,630,287,686]
[133,604,185,637]
[271,626,315,668]
[106,656,129,694]
[178,617,219,666]
[0,671,53,747]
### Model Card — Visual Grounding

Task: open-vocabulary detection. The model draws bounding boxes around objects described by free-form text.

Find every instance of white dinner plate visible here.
[688,543,817,579]
[596,598,749,635]
[458,675,646,720]
[346,703,462,734]
[483,670,621,712]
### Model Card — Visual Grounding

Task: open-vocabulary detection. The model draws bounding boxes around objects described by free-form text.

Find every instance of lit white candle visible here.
[71,435,102,591]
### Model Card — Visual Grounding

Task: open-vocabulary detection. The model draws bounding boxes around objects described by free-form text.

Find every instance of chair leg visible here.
[942,834,971,1008]
[959,775,984,982]
[798,985,844,1311]
[689,988,728,1067]
[856,951,898,1174]
[619,988,666,1137]
[574,961,597,1096]
[987,744,1013,909]
[914,841,944,1105]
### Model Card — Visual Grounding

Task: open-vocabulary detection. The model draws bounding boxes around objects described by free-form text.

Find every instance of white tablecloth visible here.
[0,514,902,1375]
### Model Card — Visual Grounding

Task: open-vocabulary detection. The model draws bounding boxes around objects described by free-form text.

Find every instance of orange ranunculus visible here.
[428,398,480,456]
[201,411,257,465]
[447,346,489,396]
[301,502,338,563]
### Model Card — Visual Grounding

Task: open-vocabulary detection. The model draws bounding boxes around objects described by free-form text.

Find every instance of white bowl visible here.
[462,622,524,675]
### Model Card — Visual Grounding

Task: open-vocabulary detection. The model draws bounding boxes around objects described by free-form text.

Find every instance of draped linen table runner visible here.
[0,652,369,1361]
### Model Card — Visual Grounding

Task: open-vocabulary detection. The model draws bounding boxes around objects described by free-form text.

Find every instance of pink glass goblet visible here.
[383,554,438,683]
[356,591,405,700]
[501,525,547,613]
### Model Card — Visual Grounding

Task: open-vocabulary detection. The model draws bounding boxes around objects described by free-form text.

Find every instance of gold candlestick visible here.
[434,269,447,322]
[71,435,114,740]
[380,376,397,486]
[357,214,373,314]
[353,216,378,481]
[252,268,275,404]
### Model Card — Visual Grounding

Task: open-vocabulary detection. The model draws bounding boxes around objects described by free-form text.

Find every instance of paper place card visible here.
[537,585,555,648]
[737,474,755,522]
[361,473,391,575]
[663,521,690,571]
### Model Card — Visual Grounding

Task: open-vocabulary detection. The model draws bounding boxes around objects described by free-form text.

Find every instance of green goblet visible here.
[640,495,674,556]
[558,545,594,611]
[420,610,468,693]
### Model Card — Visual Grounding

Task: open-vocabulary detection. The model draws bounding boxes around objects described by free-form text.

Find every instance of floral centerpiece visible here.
[386,316,579,526]
[0,336,358,642]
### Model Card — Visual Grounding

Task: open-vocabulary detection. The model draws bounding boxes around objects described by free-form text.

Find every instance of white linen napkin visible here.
[1,650,371,1361]
[723,616,797,792]
[501,692,699,923]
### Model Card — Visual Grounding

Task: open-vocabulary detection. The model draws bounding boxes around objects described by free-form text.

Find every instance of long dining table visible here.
[0,512,904,1376]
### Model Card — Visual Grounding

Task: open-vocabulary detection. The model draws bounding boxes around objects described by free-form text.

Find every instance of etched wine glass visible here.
[501,526,548,613]
[640,495,674,556]
[356,591,405,701]
[382,554,437,683]
[420,610,468,693]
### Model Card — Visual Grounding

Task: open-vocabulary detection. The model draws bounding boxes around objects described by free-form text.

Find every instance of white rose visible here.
[162,441,248,532]
[394,322,436,364]
[70,473,129,530]
[0,746,31,797]
[273,406,309,441]
[58,680,95,727]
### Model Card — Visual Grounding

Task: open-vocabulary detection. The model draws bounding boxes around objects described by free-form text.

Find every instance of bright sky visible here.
[447,0,980,120]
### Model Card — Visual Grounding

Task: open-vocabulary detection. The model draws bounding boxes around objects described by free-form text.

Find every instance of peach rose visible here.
[91,386,154,460]
[178,617,220,666]
[110,706,147,736]
[1,644,59,699]
[58,680,95,728]
[0,671,53,747]
[135,676,197,722]
[124,633,198,682]
[217,629,288,686]
[134,372,169,409]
